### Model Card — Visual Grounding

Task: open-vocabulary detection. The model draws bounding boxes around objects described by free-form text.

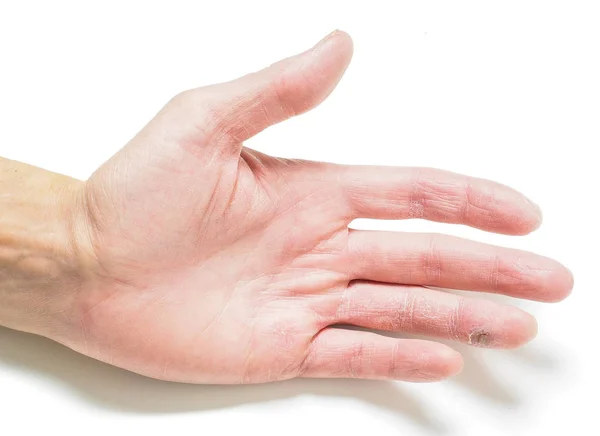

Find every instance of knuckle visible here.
[168,88,201,109]
[271,73,298,119]
[409,169,497,223]
[409,168,463,220]
[165,88,240,158]
[462,176,497,219]
[388,342,405,378]
[347,341,366,378]
[448,298,466,341]
[167,88,220,127]
[418,234,444,282]
[490,256,539,294]
[395,290,419,331]
[407,168,426,218]
[392,359,435,381]
[450,298,496,346]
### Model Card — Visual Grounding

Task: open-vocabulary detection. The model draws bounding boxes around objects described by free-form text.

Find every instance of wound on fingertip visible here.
[468,330,491,347]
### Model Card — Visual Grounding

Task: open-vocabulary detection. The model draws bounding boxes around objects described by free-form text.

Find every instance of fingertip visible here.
[439,347,464,378]
[519,196,544,235]
[493,251,574,302]
[562,267,575,299]
[501,309,539,349]
[527,197,544,230]
[519,256,574,303]
[501,193,544,236]
[317,29,354,50]
[543,265,575,303]
[469,179,544,235]
[417,344,464,382]
[312,29,354,70]
[267,29,353,120]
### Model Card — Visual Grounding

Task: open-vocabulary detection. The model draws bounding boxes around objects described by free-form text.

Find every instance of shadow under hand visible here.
[450,342,565,407]
[510,344,562,370]
[0,327,446,432]
[451,345,520,405]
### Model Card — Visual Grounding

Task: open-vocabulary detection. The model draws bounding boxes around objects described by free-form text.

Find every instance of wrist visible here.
[0,159,87,339]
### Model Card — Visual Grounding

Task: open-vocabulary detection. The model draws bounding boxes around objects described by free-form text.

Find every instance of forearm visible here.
[0,157,83,338]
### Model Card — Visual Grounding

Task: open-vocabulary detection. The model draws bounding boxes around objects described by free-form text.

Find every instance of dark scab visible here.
[469,330,491,347]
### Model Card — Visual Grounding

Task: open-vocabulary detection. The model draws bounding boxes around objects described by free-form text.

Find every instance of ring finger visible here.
[333,281,538,348]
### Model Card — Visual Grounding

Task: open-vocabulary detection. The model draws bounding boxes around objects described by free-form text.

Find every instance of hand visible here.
[55,31,571,383]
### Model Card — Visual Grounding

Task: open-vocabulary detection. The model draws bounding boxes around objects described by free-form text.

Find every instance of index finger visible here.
[341,166,542,235]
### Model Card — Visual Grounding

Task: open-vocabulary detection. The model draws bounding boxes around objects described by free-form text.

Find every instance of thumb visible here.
[163,30,353,155]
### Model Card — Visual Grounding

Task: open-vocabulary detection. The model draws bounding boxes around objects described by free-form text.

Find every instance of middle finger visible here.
[345,230,573,302]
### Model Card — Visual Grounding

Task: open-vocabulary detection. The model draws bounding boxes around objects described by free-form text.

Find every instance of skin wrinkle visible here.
[274,208,343,264]
[192,169,228,247]
[463,176,473,224]
[428,176,485,224]
[462,176,496,227]
[262,312,309,379]
[408,168,425,219]
[240,316,260,384]
[494,256,549,296]
[404,291,417,332]
[258,98,276,134]
[490,252,502,291]
[191,157,239,242]
[213,162,243,247]
[347,341,364,378]
[271,72,298,120]
[334,284,352,323]
[412,170,452,220]
[264,270,344,300]
[389,341,402,378]
[295,333,317,378]
[425,193,462,221]
[449,297,464,342]
[424,235,443,282]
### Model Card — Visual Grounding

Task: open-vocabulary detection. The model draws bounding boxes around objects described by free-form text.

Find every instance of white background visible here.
[0,1,598,435]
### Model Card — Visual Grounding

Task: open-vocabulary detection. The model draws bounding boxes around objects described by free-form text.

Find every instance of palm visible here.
[78,144,352,383]
[64,32,572,384]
